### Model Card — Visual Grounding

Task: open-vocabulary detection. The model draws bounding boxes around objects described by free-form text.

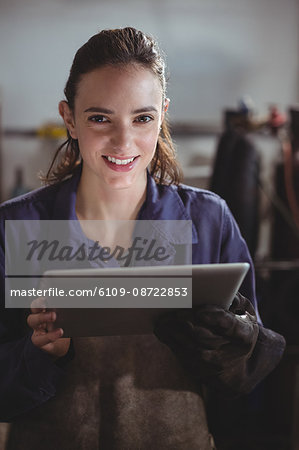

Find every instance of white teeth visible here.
[107,156,135,165]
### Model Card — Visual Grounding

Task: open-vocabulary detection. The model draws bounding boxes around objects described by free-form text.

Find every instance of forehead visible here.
[75,64,163,110]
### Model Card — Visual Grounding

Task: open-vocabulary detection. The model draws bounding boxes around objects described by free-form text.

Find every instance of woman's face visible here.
[60,64,168,191]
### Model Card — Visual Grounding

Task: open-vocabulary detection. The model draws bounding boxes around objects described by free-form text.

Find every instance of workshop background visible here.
[1,0,299,449]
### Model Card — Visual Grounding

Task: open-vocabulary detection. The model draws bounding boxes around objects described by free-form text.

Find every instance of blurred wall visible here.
[0,0,298,128]
[0,0,298,203]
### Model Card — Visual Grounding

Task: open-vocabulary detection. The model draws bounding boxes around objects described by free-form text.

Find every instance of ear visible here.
[59,100,77,139]
[161,97,170,123]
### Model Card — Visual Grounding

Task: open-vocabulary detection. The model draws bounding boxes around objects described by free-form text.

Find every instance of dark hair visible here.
[44,27,182,185]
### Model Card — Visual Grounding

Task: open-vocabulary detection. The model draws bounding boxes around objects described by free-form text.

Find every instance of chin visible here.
[104,176,136,190]
[103,170,146,191]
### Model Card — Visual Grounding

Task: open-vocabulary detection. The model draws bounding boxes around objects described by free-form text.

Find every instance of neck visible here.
[75,169,147,221]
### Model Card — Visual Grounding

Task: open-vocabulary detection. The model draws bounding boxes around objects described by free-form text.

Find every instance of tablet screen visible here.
[42,263,249,337]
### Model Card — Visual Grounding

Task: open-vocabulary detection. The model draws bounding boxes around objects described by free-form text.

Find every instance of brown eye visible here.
[88,115,108,123]
[136,115,153,123]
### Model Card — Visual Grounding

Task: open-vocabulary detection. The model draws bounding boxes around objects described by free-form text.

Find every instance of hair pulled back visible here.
[45,27,182,185]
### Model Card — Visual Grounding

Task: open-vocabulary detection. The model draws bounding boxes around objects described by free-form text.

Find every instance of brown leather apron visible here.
[6,335,215,450]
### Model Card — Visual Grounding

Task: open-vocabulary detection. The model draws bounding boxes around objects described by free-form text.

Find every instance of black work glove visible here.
[154,293,286,396]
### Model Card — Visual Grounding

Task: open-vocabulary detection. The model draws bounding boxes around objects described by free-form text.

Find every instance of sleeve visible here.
[219,200,260,321]
[213,200,286,394]
[155,199,286,396]
[0,217,73,422]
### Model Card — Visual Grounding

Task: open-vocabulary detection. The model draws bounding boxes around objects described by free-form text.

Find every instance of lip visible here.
[102,155,140,172]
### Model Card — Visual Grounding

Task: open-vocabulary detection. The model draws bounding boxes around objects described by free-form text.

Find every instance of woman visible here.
[0,27,285,449]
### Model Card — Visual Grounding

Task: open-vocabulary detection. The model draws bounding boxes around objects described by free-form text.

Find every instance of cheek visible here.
[138,131,159,154]
[77,128,108,150]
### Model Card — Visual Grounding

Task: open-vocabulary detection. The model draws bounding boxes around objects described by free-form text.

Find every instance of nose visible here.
[110,124,133,153]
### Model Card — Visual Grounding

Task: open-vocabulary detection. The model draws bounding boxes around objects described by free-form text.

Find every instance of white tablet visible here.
[43,262,249,337]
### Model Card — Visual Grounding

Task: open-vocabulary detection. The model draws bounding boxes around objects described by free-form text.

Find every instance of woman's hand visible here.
[27,298,71,360]
[154,293,286,396]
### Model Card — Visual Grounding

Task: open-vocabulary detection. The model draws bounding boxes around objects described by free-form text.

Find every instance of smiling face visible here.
[59,64,168,192]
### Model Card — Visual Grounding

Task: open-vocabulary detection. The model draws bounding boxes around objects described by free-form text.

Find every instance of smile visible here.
[102,155,139,172]
[106,156,136,165]
[103,156,138,165]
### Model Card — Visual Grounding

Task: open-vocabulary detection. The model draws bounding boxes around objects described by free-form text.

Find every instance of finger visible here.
[27,311,56,329]
[155,311,194,334]
[195,308,235,330]
[32,327,64,348]
[31,297,47,313]
[228,314,258,344]
[154,317,195,350]
[195,309,256,344]
[194,304,225,315]
[229,293,256,316]
[46,316,58,332]
[155,311,230,349]
[196,343,246,365]
[195,347,229,370]
[191,325,231,349]
[174,309,195,322]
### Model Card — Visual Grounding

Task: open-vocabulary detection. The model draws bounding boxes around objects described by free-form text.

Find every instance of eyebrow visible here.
[84,106,158,114]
